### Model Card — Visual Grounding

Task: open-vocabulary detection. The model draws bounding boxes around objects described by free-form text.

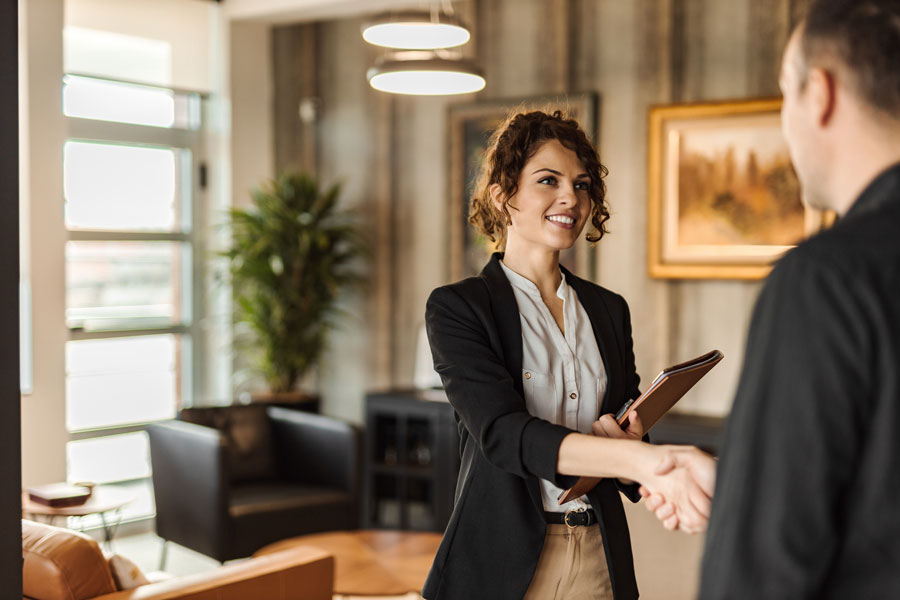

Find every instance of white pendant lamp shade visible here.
[362,9,484,97]
[367,56,485,96]
[362,12,470,50]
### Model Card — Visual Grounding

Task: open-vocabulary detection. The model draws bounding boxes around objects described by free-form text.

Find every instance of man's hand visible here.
[637,446,716,534]
[591,412,644,484]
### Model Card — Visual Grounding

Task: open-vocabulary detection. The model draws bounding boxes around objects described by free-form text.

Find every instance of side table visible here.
[22,487,133,550]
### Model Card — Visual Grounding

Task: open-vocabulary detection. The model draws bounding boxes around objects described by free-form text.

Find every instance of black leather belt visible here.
[544,509,597,527]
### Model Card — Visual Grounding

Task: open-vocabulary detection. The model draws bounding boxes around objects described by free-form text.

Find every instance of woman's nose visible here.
[557,187,577,204]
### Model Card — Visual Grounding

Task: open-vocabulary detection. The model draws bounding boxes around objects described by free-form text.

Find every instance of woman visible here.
[423,110,714,600]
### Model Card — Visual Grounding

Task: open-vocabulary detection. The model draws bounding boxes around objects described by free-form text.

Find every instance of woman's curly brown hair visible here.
[468,109,610,245]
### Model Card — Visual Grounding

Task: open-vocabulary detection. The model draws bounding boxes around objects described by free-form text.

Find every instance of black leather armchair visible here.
[147,405,361,564]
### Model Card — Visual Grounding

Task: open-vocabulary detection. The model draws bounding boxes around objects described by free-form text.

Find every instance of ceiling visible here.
[225,0,436,23]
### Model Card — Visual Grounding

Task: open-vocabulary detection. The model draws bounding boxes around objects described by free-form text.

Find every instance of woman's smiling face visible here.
[493,138,591,253]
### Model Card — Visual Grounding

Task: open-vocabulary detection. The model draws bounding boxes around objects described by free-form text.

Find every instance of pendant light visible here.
[362,3,485,96]
[362,11,470,50]
[366,52,485,96]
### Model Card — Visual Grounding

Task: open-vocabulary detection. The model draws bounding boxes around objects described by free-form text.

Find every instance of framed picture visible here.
[647,98,832,280]
[447,93,599,281]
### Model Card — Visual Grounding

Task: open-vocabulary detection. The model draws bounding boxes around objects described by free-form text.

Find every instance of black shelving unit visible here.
[363,390,460,532]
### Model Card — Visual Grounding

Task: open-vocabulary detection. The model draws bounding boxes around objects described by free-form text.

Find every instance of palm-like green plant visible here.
[224,172,366,393]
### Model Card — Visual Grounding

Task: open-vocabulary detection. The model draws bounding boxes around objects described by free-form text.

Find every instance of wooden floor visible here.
[255,530,442,597]
[110,529,431,599]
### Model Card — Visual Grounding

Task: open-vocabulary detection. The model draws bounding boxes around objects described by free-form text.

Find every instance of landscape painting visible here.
[648,99,830,279]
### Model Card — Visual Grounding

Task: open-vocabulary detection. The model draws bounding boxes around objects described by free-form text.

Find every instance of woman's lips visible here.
[546,215,576,229]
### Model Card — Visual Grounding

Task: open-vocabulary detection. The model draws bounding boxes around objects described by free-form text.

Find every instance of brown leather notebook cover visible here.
[557,349,724,504]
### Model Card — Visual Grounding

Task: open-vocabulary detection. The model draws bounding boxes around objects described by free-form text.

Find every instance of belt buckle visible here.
[564,508,585,529]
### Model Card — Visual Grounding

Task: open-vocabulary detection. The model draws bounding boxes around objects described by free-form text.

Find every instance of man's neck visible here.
[830,120,900,216]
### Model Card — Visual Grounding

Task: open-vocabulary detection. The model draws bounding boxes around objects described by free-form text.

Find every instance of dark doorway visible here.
[1,0,23,591]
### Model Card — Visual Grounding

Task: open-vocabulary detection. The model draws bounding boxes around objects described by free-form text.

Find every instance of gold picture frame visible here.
[648,98,831,280]
[447,93,599,281]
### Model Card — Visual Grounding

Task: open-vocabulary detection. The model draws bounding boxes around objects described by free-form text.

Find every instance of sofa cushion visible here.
[179,404,278,482]
[228,483,351,518]
[22,519,117,600]
[107,552,150,590]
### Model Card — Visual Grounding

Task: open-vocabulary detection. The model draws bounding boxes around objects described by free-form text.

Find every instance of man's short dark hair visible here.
[800,0,900,118]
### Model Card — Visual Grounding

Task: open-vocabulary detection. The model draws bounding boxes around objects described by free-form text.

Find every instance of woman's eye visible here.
[537,176,557,185]
[574,180,590,191]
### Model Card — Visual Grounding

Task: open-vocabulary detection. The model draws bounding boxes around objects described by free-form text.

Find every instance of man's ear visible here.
[807,67,837,127]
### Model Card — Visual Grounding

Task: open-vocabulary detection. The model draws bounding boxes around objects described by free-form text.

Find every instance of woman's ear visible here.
[490,183,504,213]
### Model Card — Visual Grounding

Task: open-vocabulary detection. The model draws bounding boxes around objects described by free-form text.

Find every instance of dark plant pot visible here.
[249,391,320,413]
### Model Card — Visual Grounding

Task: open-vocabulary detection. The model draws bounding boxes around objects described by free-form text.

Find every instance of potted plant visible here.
[224,172,366,404]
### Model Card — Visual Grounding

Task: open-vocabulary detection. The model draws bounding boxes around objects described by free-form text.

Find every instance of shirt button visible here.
[524,372,531,380]
[569,392,577,399]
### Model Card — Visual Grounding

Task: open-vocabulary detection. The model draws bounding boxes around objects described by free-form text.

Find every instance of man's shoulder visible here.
[779,230,842,269]
[769,235,847,293]
[777,207,898,282]
[765,218,892,308]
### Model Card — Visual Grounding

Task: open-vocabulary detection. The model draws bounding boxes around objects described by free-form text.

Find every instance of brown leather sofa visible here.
[22,520,334,600]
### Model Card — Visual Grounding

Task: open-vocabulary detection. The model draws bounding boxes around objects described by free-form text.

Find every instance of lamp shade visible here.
[367,56,485,96]
[362,11,470,50]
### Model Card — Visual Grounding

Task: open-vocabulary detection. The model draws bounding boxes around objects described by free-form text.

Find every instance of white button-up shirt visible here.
[500,260,608,512]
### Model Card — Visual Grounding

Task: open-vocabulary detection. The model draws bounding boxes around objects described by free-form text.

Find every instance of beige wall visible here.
[230,20,274,209]
[20,0,68,489]
[64,0,216,91]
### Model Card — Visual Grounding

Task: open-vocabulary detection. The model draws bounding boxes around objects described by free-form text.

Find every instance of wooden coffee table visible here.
[254,530,442,596]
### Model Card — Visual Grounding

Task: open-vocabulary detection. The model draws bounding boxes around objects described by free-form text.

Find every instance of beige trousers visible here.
[523,523,613,600]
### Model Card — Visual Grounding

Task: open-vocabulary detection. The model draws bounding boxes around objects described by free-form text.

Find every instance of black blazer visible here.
[423,253,643,600]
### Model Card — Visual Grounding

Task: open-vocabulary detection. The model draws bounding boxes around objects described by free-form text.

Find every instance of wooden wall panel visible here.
[371,93,396,391]
[390,94,419,385]
[272,23,318,174]
[593,0,676,393]
[312,17,388,421]
[670,0,707,102]
[536,0,575,93]
[748,0,792,95]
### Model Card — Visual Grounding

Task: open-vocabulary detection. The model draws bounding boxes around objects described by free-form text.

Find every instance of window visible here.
[63,74,207,525]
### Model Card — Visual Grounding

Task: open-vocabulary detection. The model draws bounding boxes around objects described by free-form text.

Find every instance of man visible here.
[695,0,900,597]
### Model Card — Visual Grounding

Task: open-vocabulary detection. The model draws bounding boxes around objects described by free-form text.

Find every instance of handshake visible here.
[591,412,716,535]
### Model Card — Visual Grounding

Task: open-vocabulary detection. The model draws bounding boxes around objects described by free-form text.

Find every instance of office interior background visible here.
[9,0,809,597]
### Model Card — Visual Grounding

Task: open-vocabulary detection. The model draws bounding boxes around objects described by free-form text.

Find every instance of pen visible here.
[614,398,635,422]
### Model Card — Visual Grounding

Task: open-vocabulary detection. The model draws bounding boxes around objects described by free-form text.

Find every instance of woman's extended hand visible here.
[591,412,644,483]
[637,446,716,534]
